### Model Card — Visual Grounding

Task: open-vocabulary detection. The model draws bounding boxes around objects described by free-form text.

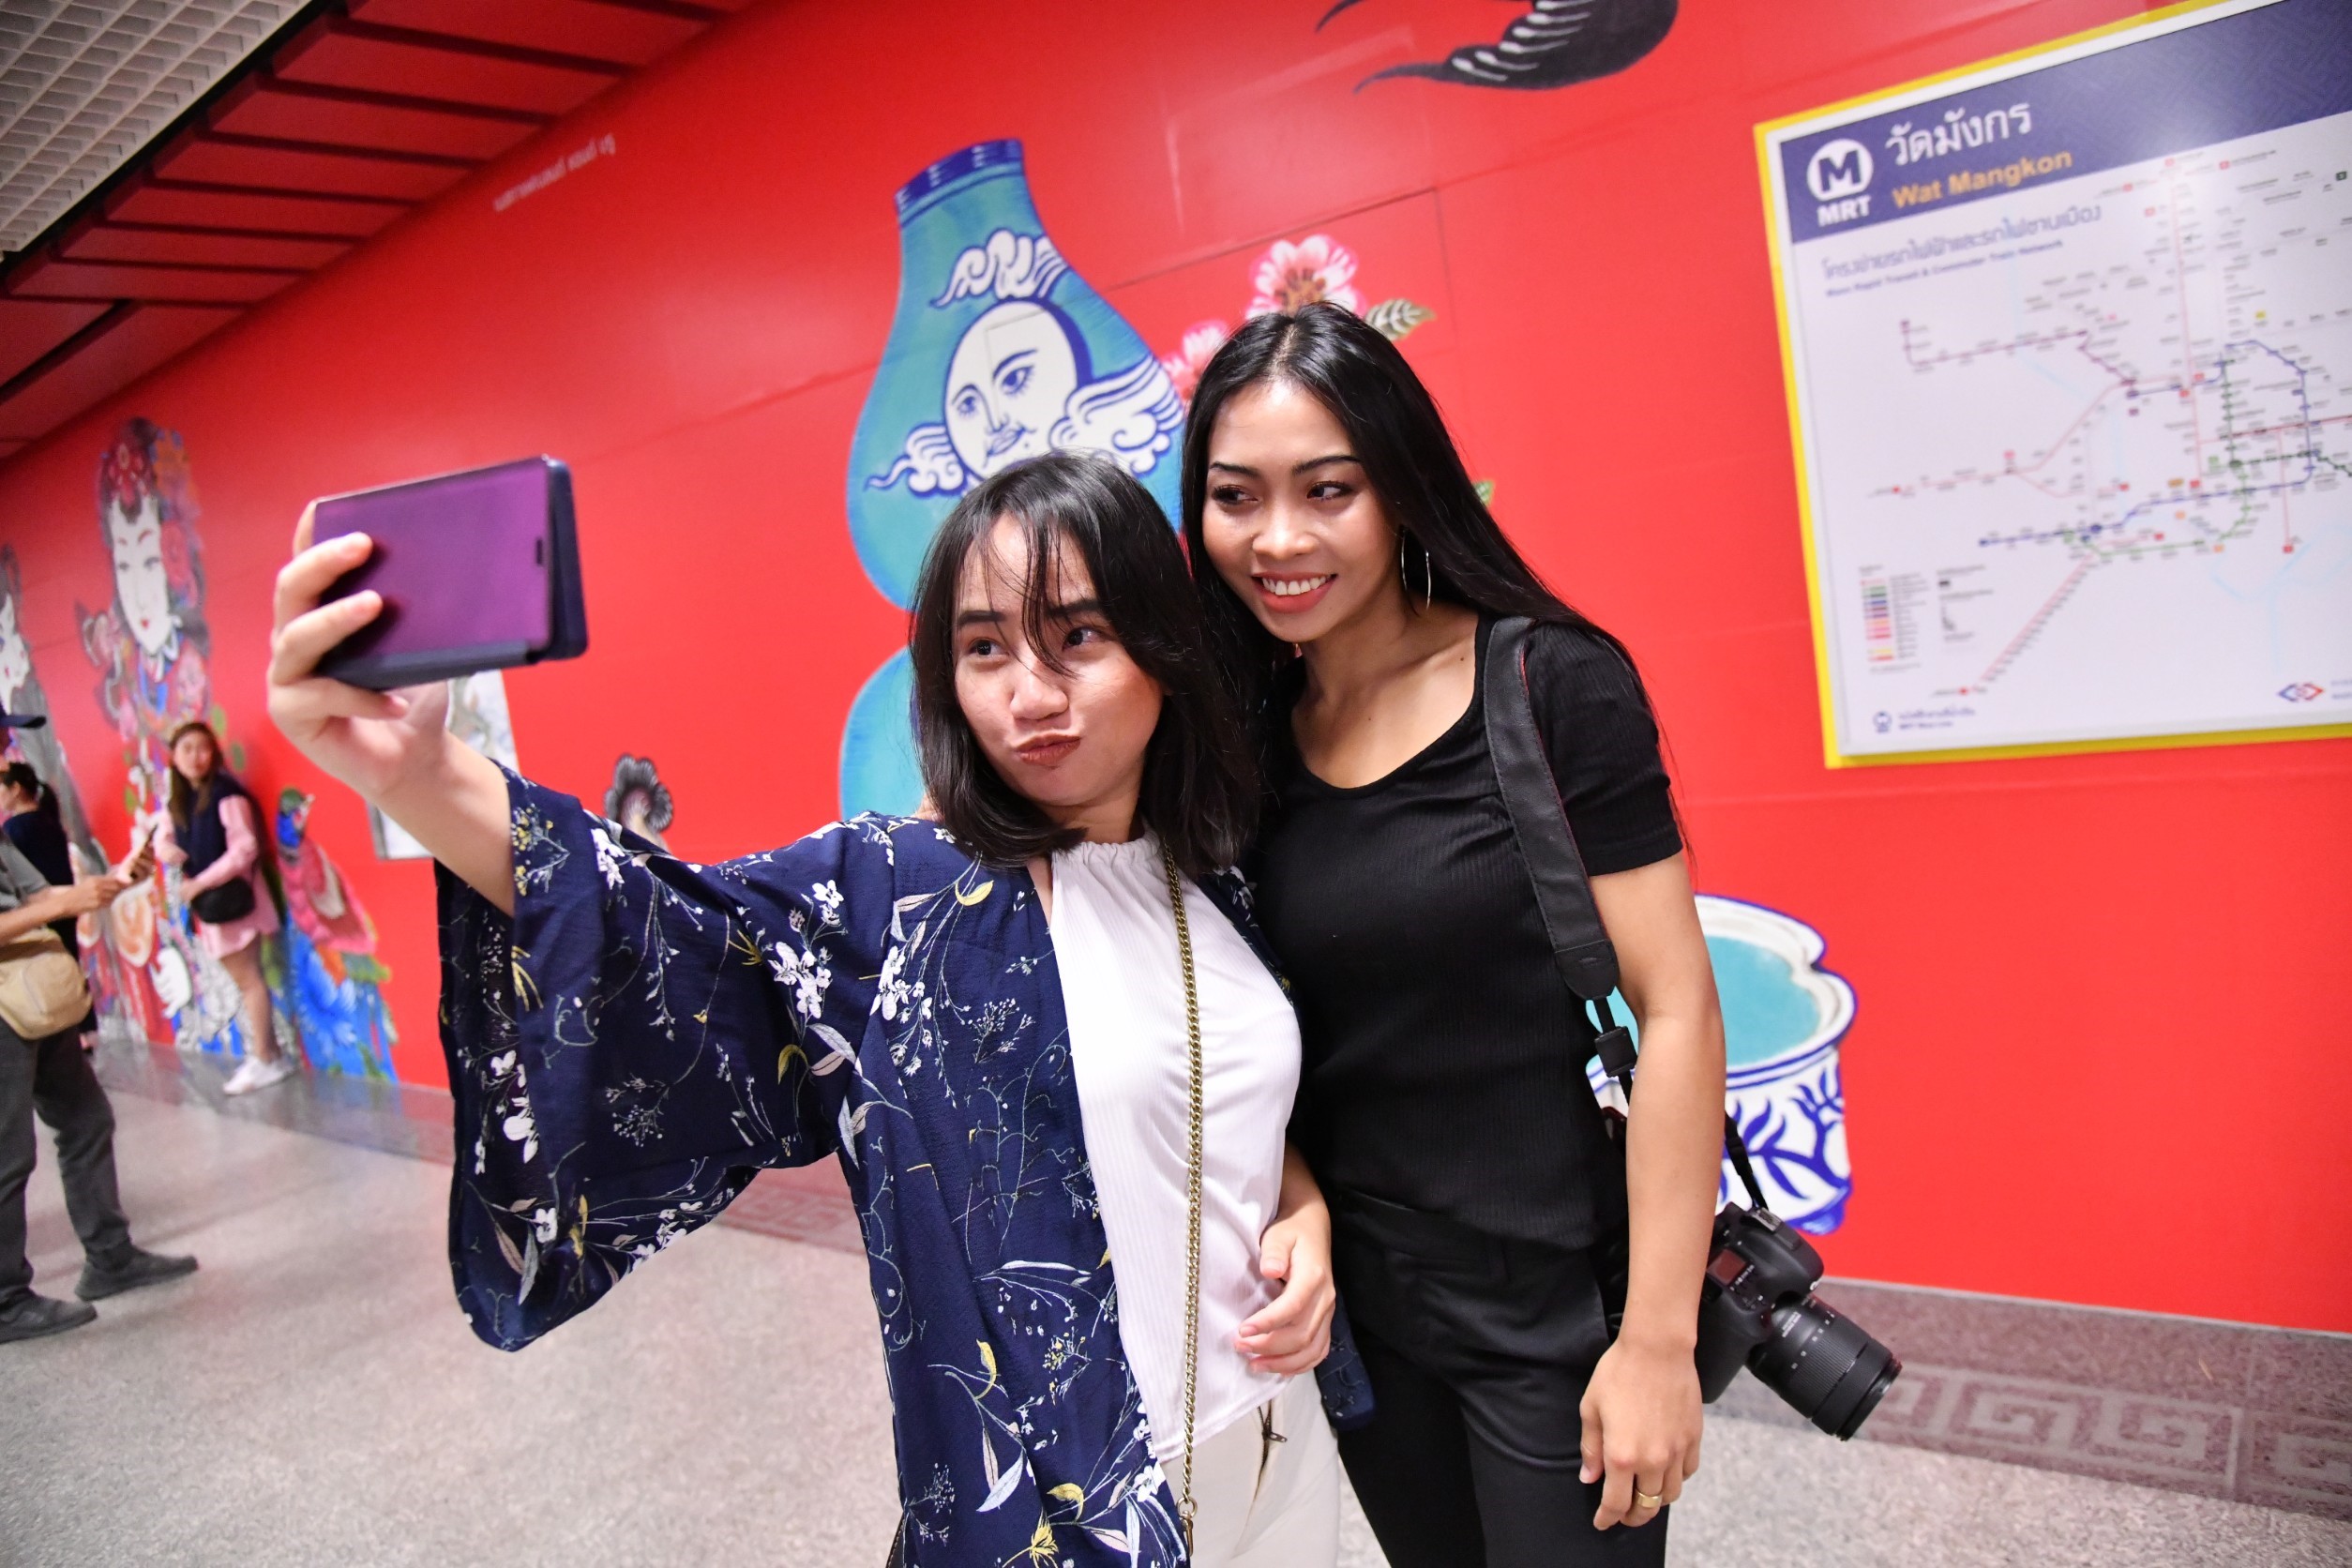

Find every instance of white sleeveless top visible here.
[1048,835,1300,1458]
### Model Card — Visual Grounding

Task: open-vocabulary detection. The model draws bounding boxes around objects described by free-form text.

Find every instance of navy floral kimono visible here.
[437,774,1369,1566]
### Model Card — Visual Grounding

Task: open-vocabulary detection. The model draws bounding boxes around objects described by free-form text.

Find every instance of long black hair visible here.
[1180,302,1640,720]
[909,450,1259,877]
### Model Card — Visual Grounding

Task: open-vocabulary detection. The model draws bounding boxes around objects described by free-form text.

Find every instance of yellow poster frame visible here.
[1753,0,2352,768]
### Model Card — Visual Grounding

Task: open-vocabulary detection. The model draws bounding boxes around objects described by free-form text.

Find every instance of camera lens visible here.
[1750,1294,1903,1440]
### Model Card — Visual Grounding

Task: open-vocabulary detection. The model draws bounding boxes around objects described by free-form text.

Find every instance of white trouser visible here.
[1178,1374,1340,1568]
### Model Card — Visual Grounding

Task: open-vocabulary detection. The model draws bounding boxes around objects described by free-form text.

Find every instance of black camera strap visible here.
[1484,615,1769,1214]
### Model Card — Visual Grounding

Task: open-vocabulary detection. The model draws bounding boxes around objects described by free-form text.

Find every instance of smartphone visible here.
[310,456,587,690]
[120,827,156,882]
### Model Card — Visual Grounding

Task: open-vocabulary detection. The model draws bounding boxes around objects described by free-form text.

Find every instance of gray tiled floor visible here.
[4,1094,2347,1567]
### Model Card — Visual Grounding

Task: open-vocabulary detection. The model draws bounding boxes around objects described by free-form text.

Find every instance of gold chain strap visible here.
[1159,844,1205,1558]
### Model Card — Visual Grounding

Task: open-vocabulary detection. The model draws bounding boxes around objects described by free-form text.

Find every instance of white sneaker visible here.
[221,1055,296,1096]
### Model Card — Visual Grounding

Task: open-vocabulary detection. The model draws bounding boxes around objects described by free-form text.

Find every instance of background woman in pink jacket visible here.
[154,721,293,1094]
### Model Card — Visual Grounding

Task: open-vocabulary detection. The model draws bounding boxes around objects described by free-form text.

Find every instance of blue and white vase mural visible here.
[1591,895,1858,1233]
[839,139,1184,816]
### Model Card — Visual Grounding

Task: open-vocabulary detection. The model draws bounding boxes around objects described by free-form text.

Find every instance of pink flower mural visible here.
[1158,233,1432,408]
[1248,234,1363,316]
[1157,320,1232,404]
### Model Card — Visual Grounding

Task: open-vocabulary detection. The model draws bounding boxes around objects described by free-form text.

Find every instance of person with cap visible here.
[0,716,197,1344]
[3,737,97,1049]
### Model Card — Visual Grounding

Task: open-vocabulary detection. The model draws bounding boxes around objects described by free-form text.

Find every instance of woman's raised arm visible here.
[265,505,515,912]
[267,502,883,1349]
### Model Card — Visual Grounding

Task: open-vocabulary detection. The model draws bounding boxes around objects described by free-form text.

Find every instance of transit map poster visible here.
[1759,0,2352,765]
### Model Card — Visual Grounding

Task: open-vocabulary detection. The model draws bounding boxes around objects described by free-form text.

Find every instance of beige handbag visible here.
[0,924,91,1039]
[0,843,93,1040]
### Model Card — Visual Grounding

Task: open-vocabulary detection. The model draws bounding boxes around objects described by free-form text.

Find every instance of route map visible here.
[1761,0,2352,762]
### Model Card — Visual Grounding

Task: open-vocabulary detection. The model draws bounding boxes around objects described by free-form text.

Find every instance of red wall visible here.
[3,0,2345,1331]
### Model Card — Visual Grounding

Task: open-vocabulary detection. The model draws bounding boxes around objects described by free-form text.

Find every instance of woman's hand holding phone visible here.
[119,832,154,883]
[267,505,517,912]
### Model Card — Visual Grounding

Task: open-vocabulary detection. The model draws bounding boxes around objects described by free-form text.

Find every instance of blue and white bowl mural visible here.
[839,139,1185,817]
[1591,894,1858,1233]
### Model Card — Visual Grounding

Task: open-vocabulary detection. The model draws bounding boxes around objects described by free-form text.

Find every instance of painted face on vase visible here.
[105,493,176,661]
[943,302,1083,481]
[0,596,30,703]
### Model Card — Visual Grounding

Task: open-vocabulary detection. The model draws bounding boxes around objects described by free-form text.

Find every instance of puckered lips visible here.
[1012,731,1080,767]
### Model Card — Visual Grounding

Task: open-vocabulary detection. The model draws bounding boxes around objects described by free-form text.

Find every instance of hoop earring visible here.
[1398,531,1434,604]
[1392,526,1429,601]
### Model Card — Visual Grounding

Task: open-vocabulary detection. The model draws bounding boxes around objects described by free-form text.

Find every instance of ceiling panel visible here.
[153,129,470,201]
[8,255,298,305]
[0,297,109,384]
[0,0,736,459]
[0,303,240,441]
[58,221,352,268]
[0,1,305,252]
[208,76,543,159]
[345,0,705,66]
[105,177,407,237]
[272,26,623,117]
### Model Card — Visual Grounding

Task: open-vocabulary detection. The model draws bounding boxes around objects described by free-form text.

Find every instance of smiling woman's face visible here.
[951,516,1163,831]
[1199,379,1402,645]
[170,727,217,784]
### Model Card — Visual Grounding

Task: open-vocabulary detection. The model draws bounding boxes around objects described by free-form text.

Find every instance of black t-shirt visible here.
[4,809,80,955]
[1256,614,1682,1247]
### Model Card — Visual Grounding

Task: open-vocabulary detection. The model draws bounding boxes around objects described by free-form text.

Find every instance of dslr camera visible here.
[1695,1199,1901,1440]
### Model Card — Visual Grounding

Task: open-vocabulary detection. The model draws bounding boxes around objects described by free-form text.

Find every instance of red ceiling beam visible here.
[273,22,624,118]
[7,256,302,308]
[346,0,708,65]
[57,223,354,271]
[0,305,242,444]
[102,176,411,240]
[209,74,546,160]
[152,129,471,203]
[0,301,114,388]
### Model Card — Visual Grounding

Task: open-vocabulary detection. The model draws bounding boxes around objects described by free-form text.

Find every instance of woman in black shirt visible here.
[1,761,78,940]
[1182,304,1726,1567]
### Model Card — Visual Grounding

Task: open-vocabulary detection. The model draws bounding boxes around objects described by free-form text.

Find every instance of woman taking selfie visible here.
[266,451,1363,1568]
[155,721,294,1095]
[1184,303,1726,1567]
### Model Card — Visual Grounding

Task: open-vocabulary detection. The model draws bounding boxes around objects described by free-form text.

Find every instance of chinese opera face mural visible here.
[73,419,397,1078]
[81,420,215,825]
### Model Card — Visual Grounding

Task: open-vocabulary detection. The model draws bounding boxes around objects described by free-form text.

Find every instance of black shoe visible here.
[76,1246,199,1302]
[0,1292,98,1343]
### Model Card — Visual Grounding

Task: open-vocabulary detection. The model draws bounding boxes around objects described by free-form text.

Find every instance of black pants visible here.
[1,1022,131,1304]
[1332,1190,1667,1568]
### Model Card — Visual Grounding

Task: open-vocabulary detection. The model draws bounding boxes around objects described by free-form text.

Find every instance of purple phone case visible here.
[312,459,555,689]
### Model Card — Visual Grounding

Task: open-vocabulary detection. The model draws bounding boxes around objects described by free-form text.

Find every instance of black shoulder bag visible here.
[1485,616,1900,1440]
